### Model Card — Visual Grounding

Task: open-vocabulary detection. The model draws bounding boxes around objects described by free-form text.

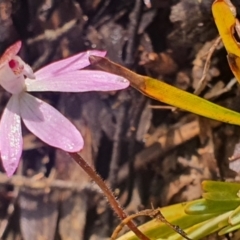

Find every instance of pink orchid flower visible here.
[0,41,129,176]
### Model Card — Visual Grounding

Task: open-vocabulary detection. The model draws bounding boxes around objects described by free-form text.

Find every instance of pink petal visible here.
[19,93,83,152]
[35,50,106,78]
[0,41,22,68]
[25,70,129,92]
[0,95,22,176]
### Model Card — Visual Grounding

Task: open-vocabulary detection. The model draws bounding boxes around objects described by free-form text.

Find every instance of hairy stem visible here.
[69,152,150,240]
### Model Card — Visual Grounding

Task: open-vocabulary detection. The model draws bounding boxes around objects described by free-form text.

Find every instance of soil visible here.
[0,0,239,239]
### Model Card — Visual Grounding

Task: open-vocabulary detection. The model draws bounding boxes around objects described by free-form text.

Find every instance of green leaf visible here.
[173,212,232,240]
[115,181,240,240]
[218,223,240,235]
[202,180,240,194]
[201,181,240,202]
[229,205,240,225]
[185,199,239,214]
[116,202,217,240]
[203,192,240,202]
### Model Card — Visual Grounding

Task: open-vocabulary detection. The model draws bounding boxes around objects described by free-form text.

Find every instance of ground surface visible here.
[0,0,240,239]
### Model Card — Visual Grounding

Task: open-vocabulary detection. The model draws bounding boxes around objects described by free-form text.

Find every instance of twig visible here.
[68,152,150,240]
[27,19,77,45]
[125,0,143,66]
[109,91,129,189]
[148,105,177,111]
[89,1,132,28]
[27,19,77,70]
[123,93,146,207]
[229,154,240,162]
[0,173,87,192]
[0,188,18,238]
[90,0,112,26]
[204,78,237,100]
[107,91,129,233]
[194,36,221,95]
[0,161,22,238]
[111,208,191,240]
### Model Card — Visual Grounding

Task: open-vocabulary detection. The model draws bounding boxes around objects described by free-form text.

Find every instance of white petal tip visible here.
[61,143,83,153]
[49,132,84,153]
[65,147,82,153]
[117,77,129,83]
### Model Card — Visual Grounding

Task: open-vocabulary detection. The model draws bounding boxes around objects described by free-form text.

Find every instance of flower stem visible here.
[69,152,150,240]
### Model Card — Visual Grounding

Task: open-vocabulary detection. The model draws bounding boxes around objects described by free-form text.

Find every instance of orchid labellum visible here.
[0,41,129,176]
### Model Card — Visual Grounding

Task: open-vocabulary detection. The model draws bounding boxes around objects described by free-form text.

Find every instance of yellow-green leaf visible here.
[116,202,217,240]
[212,0,239,56]
[212,0,240,83]
[203,192,240,202]
[202,180,240,194]
[90,56,240,126]
[218,222,240,235]
[229,205,240,225]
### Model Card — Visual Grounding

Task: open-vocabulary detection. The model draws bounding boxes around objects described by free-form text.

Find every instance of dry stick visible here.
[27,19,77,45]
[0,162,23,238]
[27,19,78,71]
[0,188,18,238]
[194,36,222,96]
[111,208,191,240]
[68,152,150,240]
[148,105,176,110]
[125,0,143,66]
[109,92,128,189]
[111,210,154,240]
[108,92,128,233]
[229,154,240,162]
[0,172,88,191]
[204,78,237,100]
[123,94,146,207]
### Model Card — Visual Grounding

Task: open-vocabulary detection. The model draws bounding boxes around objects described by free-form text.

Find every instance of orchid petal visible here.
[19,93,83,152]
[0,95,22,176]
[35,50,106,78]
[0,41,22,68]
[25,70,129,92]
